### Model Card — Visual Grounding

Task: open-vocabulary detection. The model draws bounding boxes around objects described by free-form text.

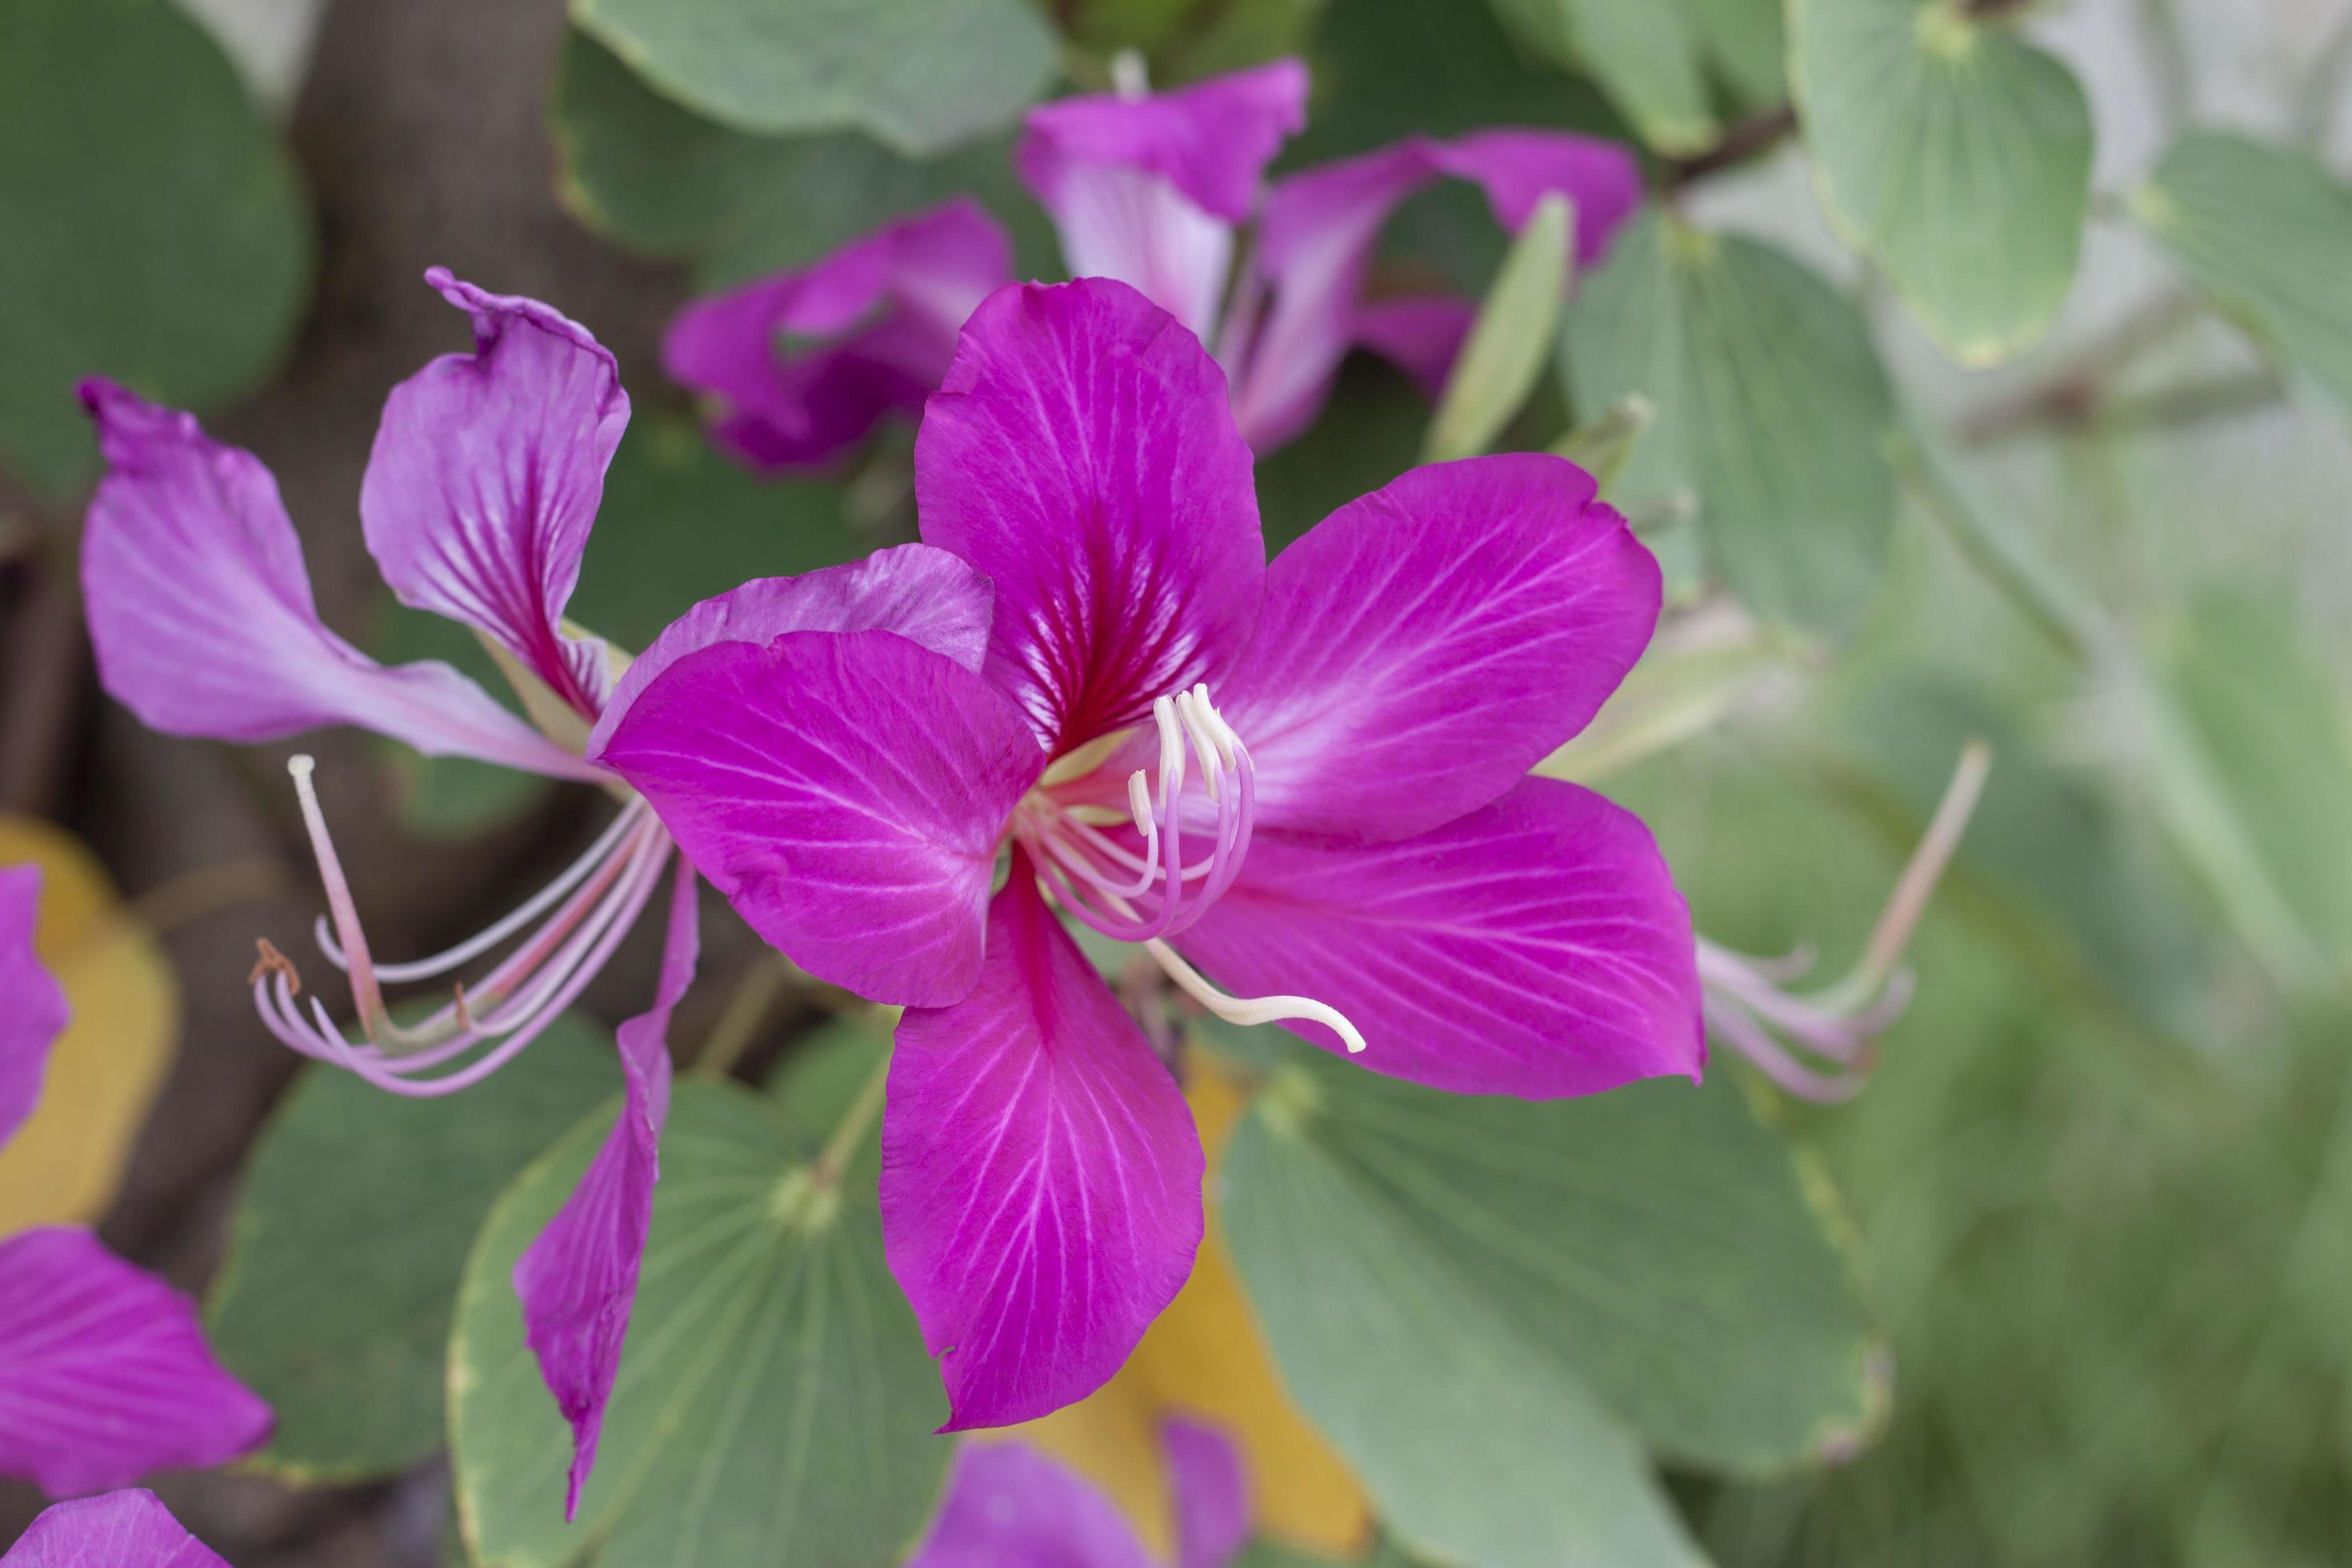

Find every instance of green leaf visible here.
[0,0,312,495]
[571,0,1056,156]
[571,414,863,651]
[1253,359,1430,557]
[2151,586,2352,986]
[1790,0,2092,363]
[206,1017,618,1483]
[1684,0,1786,106]
[450,1078,948,1567]
[1563,210,1897,637]
[2130,130,2352,410]
[1222,1056,1881,1567]
[1424,194,1573,462]
[552,28,1054,289]
[1486,0,1717,154]
[372,604,552,840]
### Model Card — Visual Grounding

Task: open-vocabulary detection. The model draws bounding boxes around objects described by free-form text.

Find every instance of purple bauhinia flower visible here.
[0,870,270,1498]
[597,276,1702,1428]
[75,270,998,1515]
[0,1490,230,1567]
[909,1418,1249,1568]
[665,57,1641,469]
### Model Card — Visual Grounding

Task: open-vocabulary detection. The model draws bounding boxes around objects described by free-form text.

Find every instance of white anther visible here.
[1127,770,1154,828]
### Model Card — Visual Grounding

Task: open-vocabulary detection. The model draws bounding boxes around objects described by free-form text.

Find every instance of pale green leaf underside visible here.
[573,0,1056,156]
[207,1019,617,1483]
[1564,210,1897,637]
[2132,130,2352,410]
[450,1081,947,1568]
[1486,0,1717,153]
[1222,1056,1880,1568]
[1793,0,2093,363]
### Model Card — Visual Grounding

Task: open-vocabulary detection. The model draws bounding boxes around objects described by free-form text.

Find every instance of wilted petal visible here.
[1230,130,1642,449]
[1221,454,1659,843]
[362,268,630,719]
[665,200,1012,472]
[0,866,65,1150]
[0,1228,270,1497]
[884,856,1205,1430]
[512,855,697,1520]
[596,630,1042,1007]
[907,1442,1157,1568]
[0,1490,227,1568]
[586,543,997,752]
[1018,61,1307,338]
[917,279,1264,752]
[1349,294,1476,399]
[77,381,591,779]
[1165,1418,1250,1568]
[1176,778,1702,1098]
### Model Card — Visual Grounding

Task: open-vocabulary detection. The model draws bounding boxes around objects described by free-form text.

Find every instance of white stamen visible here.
[1110,48,1150,100]
[1145,938,1367,1055]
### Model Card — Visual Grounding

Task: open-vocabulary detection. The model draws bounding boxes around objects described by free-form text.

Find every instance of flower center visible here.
[1014,685,1366,1054]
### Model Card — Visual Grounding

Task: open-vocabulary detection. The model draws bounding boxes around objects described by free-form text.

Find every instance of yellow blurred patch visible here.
[0,816,179,1233]
[1003,1046,1374,1562]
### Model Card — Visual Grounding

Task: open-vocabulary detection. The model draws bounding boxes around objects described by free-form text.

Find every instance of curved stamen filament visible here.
[1146,938,1366,1055]
[266,755,669,1084]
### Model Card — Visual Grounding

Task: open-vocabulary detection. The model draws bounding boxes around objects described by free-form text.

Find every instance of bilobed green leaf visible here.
[1424,194,1572,462]
[0,0,312,495]
[206,1018,618,1482]
[1791,0,2092,363]
[1563,209,1897,637]
[450,1079,948,1568]
[571,0,1056,156]
[552,28,1052,289]
[1486,0,1717,154]
[1222,1056,1880,1568]
[2130,130,2352,410]
[1684,0,1786,106]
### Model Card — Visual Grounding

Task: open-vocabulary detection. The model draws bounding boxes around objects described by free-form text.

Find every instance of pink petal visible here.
[883,855,1205,1430]
[0,1490,227,1568]
[361,269,630,719]
[906,1443,1157,1568]
[0,866,66,1150]
[511,854,698,1521]
[1164,1418,1250,1568]
[1018,61,1307,338]
[585,542,998,754]
[917,278,1264,753]
[664,200,1012,473]
[1350,294,1478,400]
[0,1229,271,1498]
[1229,130,1642,450]
[1220,454,1660,842]
[76,381,591,780]
[595,629,1043,1007]
[1176,778,1702,1098]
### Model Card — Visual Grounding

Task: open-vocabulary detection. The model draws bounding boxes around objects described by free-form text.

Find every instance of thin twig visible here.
[1665,103,1798,188]
[1957,294,2202,444]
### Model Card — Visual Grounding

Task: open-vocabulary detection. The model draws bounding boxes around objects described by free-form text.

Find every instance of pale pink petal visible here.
[595,630,1042,1007]
[883,855,1204,1430]
[586,542,997,754]
[361,268,630,718]
[1018,61,1307,338]
[906,1442,1156,1568]
[664,200,1012,472]
[1229,130,1642,450]
[0,1229,271,1498]
[916,278,1263,753]
[0,866,66,1150]
[511,853,697,1520]
[1165,1418,1250,1568]
[78,381,593,779]
[0,1490,228,1568]
[1219,454,1659,842]
[1175,778,1702,1098]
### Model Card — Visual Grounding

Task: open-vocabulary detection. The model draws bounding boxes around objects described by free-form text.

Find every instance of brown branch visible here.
[1665,103,1798,188]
